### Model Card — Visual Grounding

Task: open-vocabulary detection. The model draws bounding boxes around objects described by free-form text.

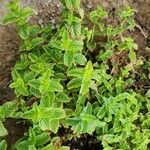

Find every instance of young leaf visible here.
[56,92,70,103]
[80,61,94,95]
[0,140,7,150]
[0,121,7,137]
[67,78,82,90]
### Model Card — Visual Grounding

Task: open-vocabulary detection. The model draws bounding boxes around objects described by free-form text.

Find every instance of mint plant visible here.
[1,0,150,149]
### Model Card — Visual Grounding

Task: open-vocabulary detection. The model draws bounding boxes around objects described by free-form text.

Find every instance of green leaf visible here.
[98,50,113,61]
[15,140,29,150]
[45,107,66,120]
[146,89,150,98]
[67,68,84,78]
[3,13,18,25]
[28,53,39,63]
[39,143,53,150]
[0,121,7,137]
[56,92,70,103]
[67,78,82,90]
[30,38,44,48]
[0,140,7,150]
[29,145,36,150]
[65,0,80,10]
[64,50,74,67]
[129,49,136,62]
[48,79,63,92]
[66,117,81,126]
[90,6,108,23]
[10,78,29,96]
[39,70,51,94]
[28,79,41,89]
[30,87,41,97]
[40,119,59,133]
[61,146,70,150]
[35,133,50,147]
[80,61,94,95]
[74,53,87,65]
[40,92,55,107]
[19,24,30,39]
[0,101,18,119]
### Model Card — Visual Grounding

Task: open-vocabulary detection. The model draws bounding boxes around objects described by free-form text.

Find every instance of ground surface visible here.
[0,0,150,149]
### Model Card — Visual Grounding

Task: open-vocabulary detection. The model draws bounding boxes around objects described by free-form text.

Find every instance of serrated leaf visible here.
[3,13,18,25]
[74,53,87,65]
[30,87,41,97]
[39,70,51,94]
[67,68,84,78]
[10,78,29,96]
[28,79,41,89]
[0,121,7,137]
[67,78,82,90]
[28,53,39,63]
[80,61,94,95]
[146,89,150,98]
[40,119,59,133]
[35,133,50,147]
[40,92,55,107]
[48,79,63,92]
[129,49,136,62]
[56,92,70,103]
[66,117,81,126]
[19,24,30,39]
[0,140,7,150]
[64,50,74,67]
[65,0,80,10]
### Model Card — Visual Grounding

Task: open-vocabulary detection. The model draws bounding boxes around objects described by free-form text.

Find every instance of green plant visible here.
[1,0,150,149]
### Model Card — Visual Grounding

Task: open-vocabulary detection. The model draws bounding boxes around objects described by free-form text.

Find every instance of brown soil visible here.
[0,0,150,149]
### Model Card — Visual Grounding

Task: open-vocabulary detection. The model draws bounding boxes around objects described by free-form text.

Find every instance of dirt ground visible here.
[0,0,150,148]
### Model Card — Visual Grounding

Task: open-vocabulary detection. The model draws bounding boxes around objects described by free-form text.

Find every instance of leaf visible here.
[56,92,70,103]
[0,140,7,150]
[0,101,18,119]
[67,78,82,90]
[40,119,59,133]
[28,79,41,89]
[30,37,44,48]
[30,87,41,98]
[15,140,29,150]
[90,6,108,23]
[98,50,113,61]
[65,0,80,10]
[48,79,63,92]
[74,53,87,65]
[67,68,84,78]
[39,143,53,150]
[129,49,136,62]
[66,117,81,126]
[0,121,7,137]
[29,145,36,150]
[10,78,29,96]
[28,53,39,63]
[19,24,30,39]
[80,61,94,95]
[61,146,70,150]
[3,13,18,25]
[35,133,50,147]
[146,89,150,98]
[39,70,51,94]
[64,50,74,67]
[40,92,55,107]
[44,107,66,120]
[24,71,37,82]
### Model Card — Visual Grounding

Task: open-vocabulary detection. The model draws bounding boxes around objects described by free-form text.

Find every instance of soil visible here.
[0,0,150,149]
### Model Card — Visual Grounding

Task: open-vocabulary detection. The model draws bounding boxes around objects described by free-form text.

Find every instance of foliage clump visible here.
[0,0,150,149]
